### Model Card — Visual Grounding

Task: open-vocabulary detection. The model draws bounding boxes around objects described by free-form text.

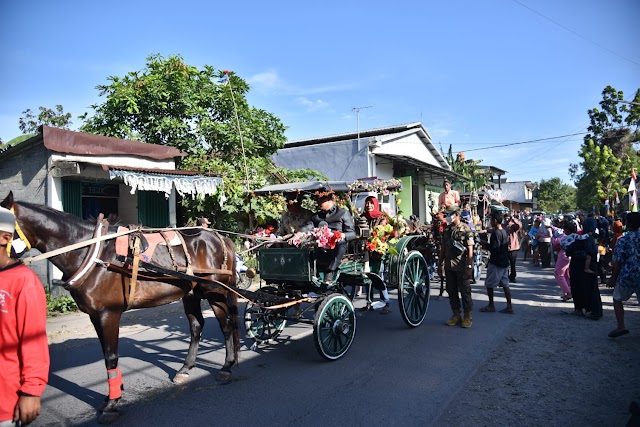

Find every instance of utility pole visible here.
[352,105,372,176]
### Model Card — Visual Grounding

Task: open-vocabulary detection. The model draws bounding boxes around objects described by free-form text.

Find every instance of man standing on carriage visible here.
[307,191,356,285]
[438,205,475,328]
[0,207,50,426]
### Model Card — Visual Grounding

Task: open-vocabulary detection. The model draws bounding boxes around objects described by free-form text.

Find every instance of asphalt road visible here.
[38,260,566,426]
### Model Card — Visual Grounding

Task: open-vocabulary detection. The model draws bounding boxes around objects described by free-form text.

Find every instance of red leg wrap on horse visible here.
[107,368,123,400]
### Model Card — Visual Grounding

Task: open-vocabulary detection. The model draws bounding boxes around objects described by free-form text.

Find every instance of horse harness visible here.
[46,216,233,310]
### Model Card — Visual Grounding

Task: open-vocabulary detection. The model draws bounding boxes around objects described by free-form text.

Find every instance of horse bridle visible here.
[6,206,32,255]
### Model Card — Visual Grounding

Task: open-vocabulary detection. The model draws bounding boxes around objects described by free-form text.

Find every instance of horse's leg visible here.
[209,291,239,383]
[173,293,204,384]
[89,311,123,423]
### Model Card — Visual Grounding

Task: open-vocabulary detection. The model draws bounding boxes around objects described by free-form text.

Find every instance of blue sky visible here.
[1,0,638,185]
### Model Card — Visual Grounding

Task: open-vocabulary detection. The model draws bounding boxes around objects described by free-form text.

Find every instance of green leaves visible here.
[19,105,72,134]
[574,85,640,211]
[537,178,576,213]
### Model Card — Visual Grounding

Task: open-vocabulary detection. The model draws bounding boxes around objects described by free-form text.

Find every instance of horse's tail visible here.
[223,236,241,364]
[226,286,241,364]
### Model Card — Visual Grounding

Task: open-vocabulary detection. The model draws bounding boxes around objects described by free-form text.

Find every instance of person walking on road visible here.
[479,211,514,314]
[0,206,50,426]
[555,221,575,301]
[537,218,553,268]
[504,213,521,282]
[565,217,603,319]
[438,205,475,328]
[607,212,640,338]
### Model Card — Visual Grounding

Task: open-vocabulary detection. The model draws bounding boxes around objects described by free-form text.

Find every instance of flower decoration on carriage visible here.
[290,225,342,250]
[365,215,408,255]
[349,178,402,196]
[252,225,277,239]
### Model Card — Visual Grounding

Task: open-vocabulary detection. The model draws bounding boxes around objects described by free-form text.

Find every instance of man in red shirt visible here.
[0,206,49,426]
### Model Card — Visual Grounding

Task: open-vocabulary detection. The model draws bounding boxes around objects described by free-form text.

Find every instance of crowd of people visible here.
[248,179,639,340]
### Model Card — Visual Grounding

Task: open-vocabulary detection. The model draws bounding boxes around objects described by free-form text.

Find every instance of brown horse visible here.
[1,192,240,423]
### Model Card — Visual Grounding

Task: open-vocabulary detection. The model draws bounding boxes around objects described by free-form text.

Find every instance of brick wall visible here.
[0,142,52,292]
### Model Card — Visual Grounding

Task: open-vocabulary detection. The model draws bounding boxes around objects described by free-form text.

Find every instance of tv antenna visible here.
[352,105,372,149]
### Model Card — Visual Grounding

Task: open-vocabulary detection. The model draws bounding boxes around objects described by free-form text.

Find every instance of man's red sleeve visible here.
[15,272,49,397]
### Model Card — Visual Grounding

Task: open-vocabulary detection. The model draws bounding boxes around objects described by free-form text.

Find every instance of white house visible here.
[273,122,466,223]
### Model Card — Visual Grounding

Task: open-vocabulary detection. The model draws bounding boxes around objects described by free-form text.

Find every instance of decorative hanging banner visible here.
[108,169,224,203]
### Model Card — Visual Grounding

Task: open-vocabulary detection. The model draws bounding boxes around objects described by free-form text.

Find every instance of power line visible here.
[511,0,640,67]
[461,132,586,153]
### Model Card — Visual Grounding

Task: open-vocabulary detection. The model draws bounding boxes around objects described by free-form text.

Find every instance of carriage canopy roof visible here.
[251,181,353,195]
[251,178,402,196]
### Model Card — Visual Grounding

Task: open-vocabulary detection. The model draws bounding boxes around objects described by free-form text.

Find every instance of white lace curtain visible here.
[109,170,224,203]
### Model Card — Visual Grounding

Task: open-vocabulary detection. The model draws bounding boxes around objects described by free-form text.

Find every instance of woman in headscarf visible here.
[565,216,603,319]
[610,220,624,252]
[362,196,388,227]
[361,196,391,313]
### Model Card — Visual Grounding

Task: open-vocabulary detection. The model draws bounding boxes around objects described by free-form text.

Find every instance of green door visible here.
[62,180,82,218]
[397,176,413,218]
[137,191,169,227]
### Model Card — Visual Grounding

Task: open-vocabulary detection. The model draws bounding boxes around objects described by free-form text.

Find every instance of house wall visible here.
[273,139,368,181]
[0,143,51,289]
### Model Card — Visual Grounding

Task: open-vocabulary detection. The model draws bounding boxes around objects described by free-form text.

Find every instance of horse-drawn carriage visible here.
[243,181,432,360]
[1,180,432,422]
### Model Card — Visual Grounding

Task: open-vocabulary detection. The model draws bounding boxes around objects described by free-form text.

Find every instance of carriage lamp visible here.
[470,190,479,207]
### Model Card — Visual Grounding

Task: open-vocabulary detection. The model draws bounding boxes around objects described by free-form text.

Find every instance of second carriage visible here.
[243,181,432,360]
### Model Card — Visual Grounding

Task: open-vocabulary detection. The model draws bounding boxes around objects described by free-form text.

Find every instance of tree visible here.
[19,105,72,134]
[571,85,640,210]
[79,54,309,230]
[80,54,285,159]
[443,146,492,192]
[536,177,576,213]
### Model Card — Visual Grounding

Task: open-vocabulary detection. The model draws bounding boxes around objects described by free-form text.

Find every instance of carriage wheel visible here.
[398,250,430,327]
[244,302,287,343]
[313,293,356,361]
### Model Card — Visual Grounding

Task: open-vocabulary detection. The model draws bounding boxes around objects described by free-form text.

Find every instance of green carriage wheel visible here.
[398,250,430,327]
[313,293,356,360]
[244,301,287,343]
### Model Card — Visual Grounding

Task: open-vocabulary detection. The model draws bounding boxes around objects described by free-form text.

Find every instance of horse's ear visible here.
[1,191,14,209]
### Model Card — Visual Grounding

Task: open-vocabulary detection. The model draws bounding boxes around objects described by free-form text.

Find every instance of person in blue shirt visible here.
[528,218,541,266]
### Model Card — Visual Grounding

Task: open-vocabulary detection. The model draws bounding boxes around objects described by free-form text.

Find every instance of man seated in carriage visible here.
[277,192,314,238]
[305,191,356,284]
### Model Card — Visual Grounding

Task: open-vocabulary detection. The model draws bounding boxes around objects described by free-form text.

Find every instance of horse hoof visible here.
[98,410,119,424]
[173,373,189,384]
[216,370,232,383]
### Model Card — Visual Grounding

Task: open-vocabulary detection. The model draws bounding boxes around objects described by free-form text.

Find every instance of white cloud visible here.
[247,70,285,92]
[247,69,357,96]
[295,97,333,113]
[430,127,452,138]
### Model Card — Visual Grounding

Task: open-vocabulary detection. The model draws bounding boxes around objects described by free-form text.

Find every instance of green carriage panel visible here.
[386,235,421,287]
[258,248,314,281]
